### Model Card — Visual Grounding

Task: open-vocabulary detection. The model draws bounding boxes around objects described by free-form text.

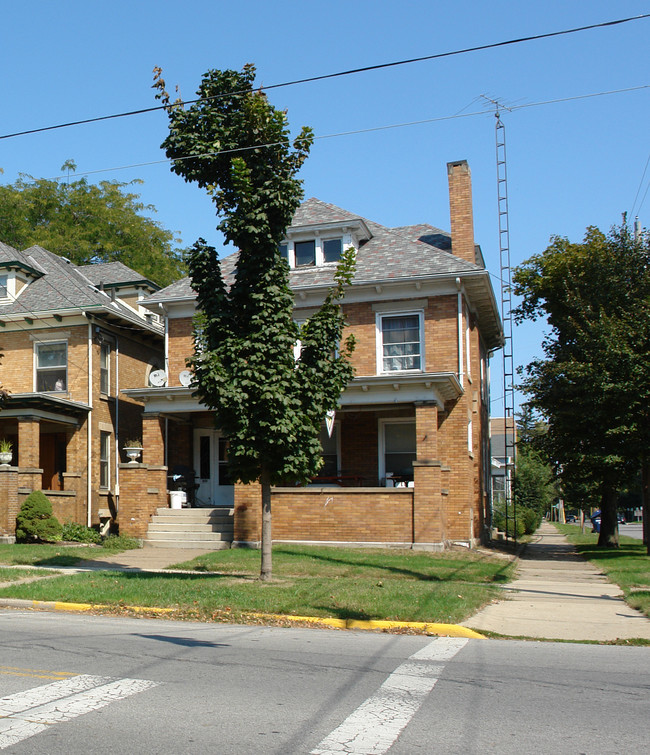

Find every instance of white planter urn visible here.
[124,447,143,464]
[0,451,12,465]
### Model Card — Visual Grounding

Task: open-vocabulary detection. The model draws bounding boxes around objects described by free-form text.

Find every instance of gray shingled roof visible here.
[148,197,482,300]
[0,244,163,334]
[79,262,159,290]
[144,197,502,348]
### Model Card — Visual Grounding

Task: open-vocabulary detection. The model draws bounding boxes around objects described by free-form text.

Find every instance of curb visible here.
[0,598,484,638]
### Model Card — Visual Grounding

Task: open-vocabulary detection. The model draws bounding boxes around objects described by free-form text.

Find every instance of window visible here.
[295,240,316,267]
[100,342,110,395]
[0,275,7,298]
[382,421,416,484]
[36,342,67,392]
[379,313,422,372]
[100,432,110,489]
[279,243,289,263]
[323,238,342,263]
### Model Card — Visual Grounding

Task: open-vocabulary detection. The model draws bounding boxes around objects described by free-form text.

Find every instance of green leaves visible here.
[0,174,186,286]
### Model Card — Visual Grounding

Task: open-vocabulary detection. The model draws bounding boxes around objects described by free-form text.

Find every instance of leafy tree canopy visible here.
[513,223,650,547]
[0,168,186,286]
[155,64,356,578]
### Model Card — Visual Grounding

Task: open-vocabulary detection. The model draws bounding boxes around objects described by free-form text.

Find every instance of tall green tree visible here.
[513,224,650,550]
[155,65,356,579]
[0,170,186,286]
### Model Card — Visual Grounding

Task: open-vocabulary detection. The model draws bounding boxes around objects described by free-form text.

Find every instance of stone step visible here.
[145,529,231,542]
[148,522,234,534]
[155,507,233,519]
[153,514,233,526]
[144,538,232,550]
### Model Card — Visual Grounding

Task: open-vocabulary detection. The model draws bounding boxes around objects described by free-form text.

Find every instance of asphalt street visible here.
[1,610,648,754]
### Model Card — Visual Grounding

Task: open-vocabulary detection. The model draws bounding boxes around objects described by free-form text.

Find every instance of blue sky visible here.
[2,1,649,413]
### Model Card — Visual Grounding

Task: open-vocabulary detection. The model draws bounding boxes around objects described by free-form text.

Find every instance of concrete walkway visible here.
[72,545,216,572]
[463,521,650,641]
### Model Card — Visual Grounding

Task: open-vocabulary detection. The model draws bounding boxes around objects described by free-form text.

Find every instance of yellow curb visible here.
[251,613,485,638]
[2,599,484,637]
[20,599,175,615]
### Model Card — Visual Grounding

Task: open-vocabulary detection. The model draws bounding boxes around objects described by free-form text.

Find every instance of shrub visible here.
[15,491,62,543]
[521,507,542,535]
[61,522,102,544]
[102,534,140,551]
[492,505,526,539]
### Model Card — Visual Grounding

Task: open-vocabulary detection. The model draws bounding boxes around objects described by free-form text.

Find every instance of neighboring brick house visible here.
[122,160,503,549]
[0,243,164,537]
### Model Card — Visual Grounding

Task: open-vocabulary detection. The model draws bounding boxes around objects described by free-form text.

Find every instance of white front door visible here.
[193,429,234,507]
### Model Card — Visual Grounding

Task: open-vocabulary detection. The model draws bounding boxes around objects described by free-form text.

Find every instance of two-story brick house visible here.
[0,242,164,537]
[121,160,503,550]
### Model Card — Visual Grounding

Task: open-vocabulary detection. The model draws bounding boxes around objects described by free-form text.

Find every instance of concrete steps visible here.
[144,507,234,549]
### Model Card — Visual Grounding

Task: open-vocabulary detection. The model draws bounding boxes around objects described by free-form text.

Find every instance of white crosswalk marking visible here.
[0,674,158,750]
[311,637,468,755]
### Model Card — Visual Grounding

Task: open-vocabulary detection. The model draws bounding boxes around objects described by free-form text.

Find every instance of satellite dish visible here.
[179,370,193,387]
[148,369,167,387]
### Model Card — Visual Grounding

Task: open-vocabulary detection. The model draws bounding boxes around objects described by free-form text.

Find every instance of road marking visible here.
[0,674,158,750]
[311,637,468,755]
[0,666,77,680]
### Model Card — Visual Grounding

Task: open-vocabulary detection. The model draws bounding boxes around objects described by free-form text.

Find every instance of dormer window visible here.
[280,237,346,269]
[295,240,316,267]
[323,238,342,263]
[0,275,7,299]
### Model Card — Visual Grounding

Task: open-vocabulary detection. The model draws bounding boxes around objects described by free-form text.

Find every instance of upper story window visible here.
[100,341,111,395]
[295,240,316,267]
[377,312,423,372]
[36,341,67,392]
[280,237,345,269]
[0,275,7,299]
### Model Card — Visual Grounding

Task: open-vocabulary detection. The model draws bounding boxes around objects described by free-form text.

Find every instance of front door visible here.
[193,429,234,507]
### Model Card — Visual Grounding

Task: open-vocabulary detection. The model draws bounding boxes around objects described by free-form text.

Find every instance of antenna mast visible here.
[487,99,517,542]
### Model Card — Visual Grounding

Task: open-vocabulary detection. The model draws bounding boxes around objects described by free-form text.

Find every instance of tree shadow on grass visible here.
[276,547,513,585]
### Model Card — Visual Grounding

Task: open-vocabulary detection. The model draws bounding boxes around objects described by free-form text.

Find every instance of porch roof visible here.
[122,371,463,414]
[1,393,91,424]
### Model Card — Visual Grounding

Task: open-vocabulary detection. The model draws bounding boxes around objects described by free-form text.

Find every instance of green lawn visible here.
[0,544,515,625]
[0,567,56,583]
[555,524,650,618]
[0,536,140,568]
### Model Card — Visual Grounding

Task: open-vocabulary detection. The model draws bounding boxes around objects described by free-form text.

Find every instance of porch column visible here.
[142,413,165,466]
[412,402,444,547]
[18,418,40,468]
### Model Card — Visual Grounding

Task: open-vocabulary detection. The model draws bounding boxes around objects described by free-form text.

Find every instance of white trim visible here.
[378,418,416,485]
[34,339,68,393]
[376,309,424,375]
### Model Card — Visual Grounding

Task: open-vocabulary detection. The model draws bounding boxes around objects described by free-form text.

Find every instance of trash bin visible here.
[169,490,186,509]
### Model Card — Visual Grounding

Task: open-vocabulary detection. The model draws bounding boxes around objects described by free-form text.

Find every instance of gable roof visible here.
[79,261,159,291]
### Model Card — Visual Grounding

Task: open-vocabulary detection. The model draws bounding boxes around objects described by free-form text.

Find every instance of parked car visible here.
[590,511,601,533]
[617,513,626,525]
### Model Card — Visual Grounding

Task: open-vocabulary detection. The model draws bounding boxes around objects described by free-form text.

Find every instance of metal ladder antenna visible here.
[494,107,517,542]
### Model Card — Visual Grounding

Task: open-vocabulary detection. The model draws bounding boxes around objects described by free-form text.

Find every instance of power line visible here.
[0,14,648,143]
[44,84,650,182]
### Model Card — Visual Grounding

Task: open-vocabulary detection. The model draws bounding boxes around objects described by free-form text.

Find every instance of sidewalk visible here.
[462,521,650,641]
[71,545,216,572]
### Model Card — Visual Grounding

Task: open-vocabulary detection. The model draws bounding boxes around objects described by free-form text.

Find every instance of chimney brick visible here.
[447,160,476,264]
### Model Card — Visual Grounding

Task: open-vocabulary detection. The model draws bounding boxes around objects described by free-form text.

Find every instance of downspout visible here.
[114,336,120,511]
[87,319,93,527]
[456,277,463,384]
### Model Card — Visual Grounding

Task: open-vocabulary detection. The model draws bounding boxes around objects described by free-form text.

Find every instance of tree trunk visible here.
[260,466,272,581]
[642,460,649,555]
[597,485,619,548]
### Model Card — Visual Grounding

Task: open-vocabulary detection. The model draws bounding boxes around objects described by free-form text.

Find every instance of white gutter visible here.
[86,319,93,527]
[456,277,464,383]
[114,335,120,509]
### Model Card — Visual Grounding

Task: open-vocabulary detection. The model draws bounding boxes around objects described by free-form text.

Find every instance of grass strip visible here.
[0,539,139,568]
[0,544,515,625]
[0,567,57,583]
[554,524,650,618]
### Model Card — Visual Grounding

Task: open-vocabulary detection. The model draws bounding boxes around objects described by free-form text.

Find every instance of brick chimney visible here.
[447,160,476,264]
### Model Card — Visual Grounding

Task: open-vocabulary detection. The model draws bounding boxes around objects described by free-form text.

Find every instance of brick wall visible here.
[118,464,167,538]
